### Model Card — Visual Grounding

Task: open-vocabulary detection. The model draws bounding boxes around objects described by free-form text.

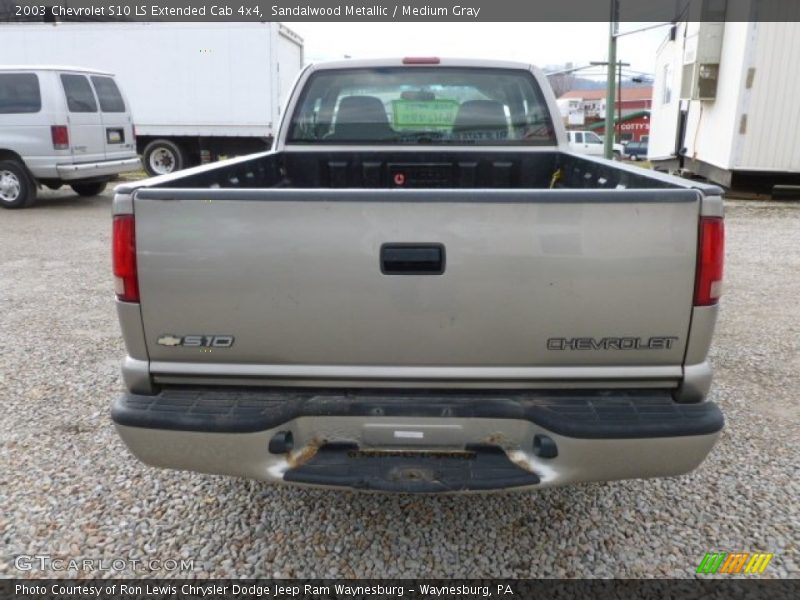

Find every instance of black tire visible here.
[142,139,185,176]
[70,180,108,197]
[613,150,622,161]
[0,159,35,209]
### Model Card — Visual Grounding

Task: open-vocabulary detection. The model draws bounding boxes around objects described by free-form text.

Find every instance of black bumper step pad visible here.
[283,443,540,492]
[113,388,724,439]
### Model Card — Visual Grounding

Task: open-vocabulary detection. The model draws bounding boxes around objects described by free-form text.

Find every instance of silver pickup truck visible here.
[111,58,725,492]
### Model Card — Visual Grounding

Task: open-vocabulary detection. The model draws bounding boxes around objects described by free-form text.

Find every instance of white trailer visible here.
[1,22,304,175]
[649,14,800,193]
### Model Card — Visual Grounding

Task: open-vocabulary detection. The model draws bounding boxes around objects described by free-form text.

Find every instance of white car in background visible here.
[0,65,140,208]
[566,130,624,160]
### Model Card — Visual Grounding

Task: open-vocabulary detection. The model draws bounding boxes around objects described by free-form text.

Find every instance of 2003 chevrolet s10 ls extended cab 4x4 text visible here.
[110,58,725,492]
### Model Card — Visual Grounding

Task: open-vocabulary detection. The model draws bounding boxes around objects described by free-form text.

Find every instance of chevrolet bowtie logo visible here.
[156,335,183,347]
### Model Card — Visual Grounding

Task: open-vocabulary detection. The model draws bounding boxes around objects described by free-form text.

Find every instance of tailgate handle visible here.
[380,243,445,275]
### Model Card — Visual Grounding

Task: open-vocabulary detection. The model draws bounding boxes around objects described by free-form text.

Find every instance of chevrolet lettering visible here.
[547,337,680,351]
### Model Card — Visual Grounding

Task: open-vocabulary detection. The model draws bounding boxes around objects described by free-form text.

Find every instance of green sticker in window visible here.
[392,99,459,130]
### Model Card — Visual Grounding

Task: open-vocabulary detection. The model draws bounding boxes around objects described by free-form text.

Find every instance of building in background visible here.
[587,111,651,144]
[649,19,800,192]
[556,98,586,127]
[558,87,653,122]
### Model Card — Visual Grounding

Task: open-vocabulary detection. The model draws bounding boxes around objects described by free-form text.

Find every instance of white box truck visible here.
[1,22,304,175]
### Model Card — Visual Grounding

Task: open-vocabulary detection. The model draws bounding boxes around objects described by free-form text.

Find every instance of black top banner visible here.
[2,0,800,22]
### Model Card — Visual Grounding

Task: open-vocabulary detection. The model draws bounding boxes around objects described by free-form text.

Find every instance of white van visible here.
[0,66,140,208]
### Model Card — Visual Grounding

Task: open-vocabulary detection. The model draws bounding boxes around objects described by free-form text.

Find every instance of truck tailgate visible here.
[133,188,700,377]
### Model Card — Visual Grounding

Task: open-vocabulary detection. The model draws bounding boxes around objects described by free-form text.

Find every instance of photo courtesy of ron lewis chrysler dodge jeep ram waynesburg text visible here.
[110,58,725,493]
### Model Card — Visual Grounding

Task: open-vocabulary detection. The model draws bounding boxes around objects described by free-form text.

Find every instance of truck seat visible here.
[332,96,394,141]
[452,100,509,140]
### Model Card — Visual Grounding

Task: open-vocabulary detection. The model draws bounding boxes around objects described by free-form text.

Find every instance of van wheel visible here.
[143,139,185,176]
[70,180,108,196]
[613,150,622,161]
[0,160,35,209]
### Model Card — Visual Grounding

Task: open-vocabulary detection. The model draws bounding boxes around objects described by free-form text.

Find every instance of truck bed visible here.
[117,149,719,390]
[148,149,684,191]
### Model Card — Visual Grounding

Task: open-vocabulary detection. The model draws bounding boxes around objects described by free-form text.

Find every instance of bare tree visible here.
[548,72,577,98]
[545,63,578,98]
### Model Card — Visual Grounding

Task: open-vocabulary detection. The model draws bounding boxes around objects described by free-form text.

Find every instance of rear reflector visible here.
[51,125,69,150]
[113,215,139,303]
[402,57,441,65]
[694,217,724,306]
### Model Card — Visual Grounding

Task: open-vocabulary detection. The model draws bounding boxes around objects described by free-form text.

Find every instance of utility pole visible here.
[591,58,629,154]
[596,16,676,156]
[604,0,620,159]
[600,4,676,157]
[617,59,623,144]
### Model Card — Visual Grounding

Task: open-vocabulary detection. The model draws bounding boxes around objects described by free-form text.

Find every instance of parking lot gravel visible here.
[0,187,798,579]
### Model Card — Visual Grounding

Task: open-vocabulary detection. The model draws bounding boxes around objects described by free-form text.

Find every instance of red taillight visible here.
[113,215,139,303]
[402,57,441,65]
[694,217,724,306]
[51,125,69,150]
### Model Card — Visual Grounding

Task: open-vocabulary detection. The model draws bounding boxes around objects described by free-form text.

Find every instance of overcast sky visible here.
[285,22,667,80]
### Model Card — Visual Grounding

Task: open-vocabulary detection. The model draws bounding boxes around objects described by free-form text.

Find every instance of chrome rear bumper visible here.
[57,157,141,180]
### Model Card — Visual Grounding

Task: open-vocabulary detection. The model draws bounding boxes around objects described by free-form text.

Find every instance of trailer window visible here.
[61,74,98,113]
[288,67,556,146]
[91,76,126,112]
[0,73,41,114]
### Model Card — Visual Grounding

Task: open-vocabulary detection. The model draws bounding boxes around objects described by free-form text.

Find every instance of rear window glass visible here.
[61,74,97,113]
[288,67,556,146]
[91,76,125,112]
[0,73,41,114]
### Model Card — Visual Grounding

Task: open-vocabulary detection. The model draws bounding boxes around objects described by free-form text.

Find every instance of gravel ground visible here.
[0,188,798,579]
